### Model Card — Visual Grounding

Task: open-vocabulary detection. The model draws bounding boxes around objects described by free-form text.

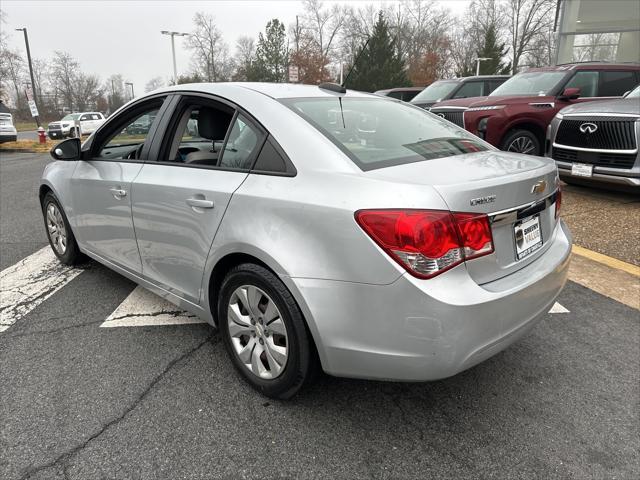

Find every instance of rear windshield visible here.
[281,97,489,171]
[490,71,568,96]
[411,81,459,103]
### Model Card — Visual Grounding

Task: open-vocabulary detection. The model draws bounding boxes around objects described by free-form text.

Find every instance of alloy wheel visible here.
[227,285,288,379]
[46,202,67,255]
[506,136,536,154]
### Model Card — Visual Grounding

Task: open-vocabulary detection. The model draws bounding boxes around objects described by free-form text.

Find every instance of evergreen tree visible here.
[477,25,511,75]
[250,19,289,82]
[344,12,410,92]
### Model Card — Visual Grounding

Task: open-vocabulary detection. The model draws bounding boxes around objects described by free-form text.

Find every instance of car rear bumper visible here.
[288,220,572,381]
[0,132,17,143]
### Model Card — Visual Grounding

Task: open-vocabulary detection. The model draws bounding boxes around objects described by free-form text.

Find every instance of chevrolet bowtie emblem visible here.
[531,180,547,195]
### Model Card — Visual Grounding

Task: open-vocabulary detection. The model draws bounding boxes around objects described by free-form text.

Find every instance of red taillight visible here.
[355,209,494,279]
[555,186,562,219]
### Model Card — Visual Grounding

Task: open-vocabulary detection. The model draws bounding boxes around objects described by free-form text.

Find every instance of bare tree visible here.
[506,0,556,73]
[50,51,79,111]
[105,74,126,113]
[145,76,165,93]
[300,0,347,66]
[187,12,233,82]
[72,73,102,112]
[233,36,256,81]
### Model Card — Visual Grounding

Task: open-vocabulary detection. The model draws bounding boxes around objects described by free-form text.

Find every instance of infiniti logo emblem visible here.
[579,122,598,134]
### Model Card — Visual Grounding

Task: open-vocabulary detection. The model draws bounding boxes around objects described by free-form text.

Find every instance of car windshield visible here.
[490,71,567,96]
[62,114,81,121]
[411,81,459,103]
[625,85,640,98]
[281,97,489,171]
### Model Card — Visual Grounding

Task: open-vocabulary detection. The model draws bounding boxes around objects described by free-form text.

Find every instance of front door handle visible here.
[186,197,214,209]
[109,187,127,199]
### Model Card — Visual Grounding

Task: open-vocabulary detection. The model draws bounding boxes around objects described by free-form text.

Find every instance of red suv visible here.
[430,63,640,156]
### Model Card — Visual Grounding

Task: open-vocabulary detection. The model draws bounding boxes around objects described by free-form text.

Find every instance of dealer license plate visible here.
[514,215,543,260]
[571,163,593,177]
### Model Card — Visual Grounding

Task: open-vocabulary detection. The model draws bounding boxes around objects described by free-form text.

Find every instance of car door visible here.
[131,95,266,304]
[79,114,92,134]
[70,96,171,274]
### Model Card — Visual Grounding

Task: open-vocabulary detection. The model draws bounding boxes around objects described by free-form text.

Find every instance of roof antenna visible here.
[342,38,370,89]
[318,37,370,95]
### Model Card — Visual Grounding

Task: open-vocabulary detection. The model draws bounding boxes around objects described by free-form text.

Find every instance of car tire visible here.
[501,129,541,156]
[41,191,84,265]
[218,263,318,399]
[68,127,77,138]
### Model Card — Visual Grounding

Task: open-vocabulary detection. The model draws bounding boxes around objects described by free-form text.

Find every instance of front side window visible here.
[453,81,485,99]
[490,71,567,96]
[282,97,488,171]
[564,71,599,97]
[95,103,162,160]
[412,81,459,103]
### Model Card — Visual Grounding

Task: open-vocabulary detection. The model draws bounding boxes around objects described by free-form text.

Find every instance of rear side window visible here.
[219,115,263,170]
[402,90,420,102]
[281,97,488,171]
[488,79,506,93]
[453,81,484,99]
[599,71,637,96]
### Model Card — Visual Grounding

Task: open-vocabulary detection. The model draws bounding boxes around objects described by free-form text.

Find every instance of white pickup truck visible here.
[47,112,106,139]
[0,113,17,143]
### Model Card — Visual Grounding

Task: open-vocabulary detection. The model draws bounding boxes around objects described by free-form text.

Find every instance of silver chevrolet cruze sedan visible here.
[41,83,572,399]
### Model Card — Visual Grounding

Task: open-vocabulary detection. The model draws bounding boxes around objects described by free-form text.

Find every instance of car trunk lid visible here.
[366,150,560,284]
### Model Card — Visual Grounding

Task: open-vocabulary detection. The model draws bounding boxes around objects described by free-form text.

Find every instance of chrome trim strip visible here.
[552,142,638,154]
[489,190,558,226]
[429,106,468,111]
[560,112,640,119]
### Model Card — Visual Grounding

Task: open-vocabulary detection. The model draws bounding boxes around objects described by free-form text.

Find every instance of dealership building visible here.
[556,0,640,64]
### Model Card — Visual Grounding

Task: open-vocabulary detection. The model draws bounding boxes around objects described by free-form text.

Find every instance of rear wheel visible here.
[218,263,317,399]
[41,192,84,265]
[501,129,541,156]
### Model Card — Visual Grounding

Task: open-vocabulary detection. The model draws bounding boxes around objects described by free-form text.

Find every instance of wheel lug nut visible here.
[259,338,264,345]
[250,319,255,325]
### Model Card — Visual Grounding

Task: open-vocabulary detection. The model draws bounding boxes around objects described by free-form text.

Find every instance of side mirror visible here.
[559,87,581,101]
[50,137,81,161]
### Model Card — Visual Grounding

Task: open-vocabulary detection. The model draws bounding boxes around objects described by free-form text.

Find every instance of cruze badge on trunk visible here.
[470,195,496,206]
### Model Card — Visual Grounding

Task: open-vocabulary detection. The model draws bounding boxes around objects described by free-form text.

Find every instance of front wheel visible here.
[501,129,541,156]
[41,192,84,265]
[218,263,318,399]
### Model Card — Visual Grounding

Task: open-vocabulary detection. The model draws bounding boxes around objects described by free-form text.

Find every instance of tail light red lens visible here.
[555,186,562,219]
[355,209,494,279]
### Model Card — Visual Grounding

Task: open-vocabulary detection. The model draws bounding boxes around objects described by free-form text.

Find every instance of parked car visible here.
[0,112,17,143]
[47,112,106,139]
[41,83,570,399]
[435,63,640,156]
[411,75,510,110]
[547,84,640,190]
[374,87,424,102]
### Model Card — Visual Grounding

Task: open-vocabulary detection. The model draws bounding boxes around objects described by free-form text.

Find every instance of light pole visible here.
[475,57,493,76]
[125,82,135,100]
[15,27,41,128]
[161,30,189,85]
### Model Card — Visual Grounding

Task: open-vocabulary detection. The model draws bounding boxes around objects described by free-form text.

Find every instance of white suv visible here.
[47,112,106,139]
[0,112,17,143]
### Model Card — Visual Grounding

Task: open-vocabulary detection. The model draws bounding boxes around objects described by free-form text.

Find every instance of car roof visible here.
[526,63,640,72]
[159,82,377,100]
[375,87,424,94]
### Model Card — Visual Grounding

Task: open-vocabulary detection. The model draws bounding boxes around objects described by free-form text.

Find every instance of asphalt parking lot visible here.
[1,152,638,480]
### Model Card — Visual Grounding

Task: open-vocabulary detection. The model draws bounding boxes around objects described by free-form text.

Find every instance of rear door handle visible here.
[186,197,214,209]
[109,187,127,199]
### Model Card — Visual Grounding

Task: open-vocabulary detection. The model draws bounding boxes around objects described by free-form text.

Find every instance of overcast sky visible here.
[3,0,470,93]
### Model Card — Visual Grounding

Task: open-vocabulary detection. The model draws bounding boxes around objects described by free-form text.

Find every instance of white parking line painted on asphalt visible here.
[100,286,206,328]
[0,246,83,333]
[549,302,569,314]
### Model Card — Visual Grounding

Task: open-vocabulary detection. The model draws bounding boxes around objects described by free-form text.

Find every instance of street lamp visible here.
[475,57,493,76]
[15,27,41,127]
[161,30,189,85]
[124,82,135,100]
